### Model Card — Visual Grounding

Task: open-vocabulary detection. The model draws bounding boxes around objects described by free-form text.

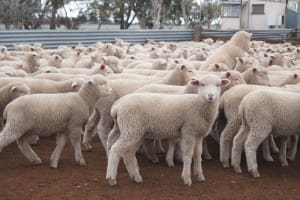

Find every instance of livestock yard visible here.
[0,30,299,199]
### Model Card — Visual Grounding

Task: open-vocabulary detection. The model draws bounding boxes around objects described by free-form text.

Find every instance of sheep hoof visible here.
[264,156,274,162]
[107,178,117,186]
[167,162,175,167]
[287,154,296,161]
[196,175,206,182]
[150,157,159,164]
[183,178,192,186]
[77,160,86,166]
[233,166,242,173]
[133,175,143,184]
[31,158,42,165]
[204,153,213,160]
[280,160,289,167]
[251,170,260,178]
[82,143,93,152]
[50,163,58,169]
[222,161,230,168]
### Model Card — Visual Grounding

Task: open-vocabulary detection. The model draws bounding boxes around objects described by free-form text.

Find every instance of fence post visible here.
[194,25,202,42]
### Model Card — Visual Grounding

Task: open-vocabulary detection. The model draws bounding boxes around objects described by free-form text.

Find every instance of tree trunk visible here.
[50,6,57,30]
[181,0,190,29]
[151,0,162,29]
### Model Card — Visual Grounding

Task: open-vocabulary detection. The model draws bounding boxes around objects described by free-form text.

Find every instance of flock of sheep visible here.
[0,30,299,186]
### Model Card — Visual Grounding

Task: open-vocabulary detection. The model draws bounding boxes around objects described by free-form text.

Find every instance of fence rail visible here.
[200,29,295,44]
[0,30,194,50]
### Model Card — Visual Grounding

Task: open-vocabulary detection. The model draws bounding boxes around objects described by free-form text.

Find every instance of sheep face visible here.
[10,83,31,98]
[250,67,270,86]
[193,75,230,103]
[88,75,112,97]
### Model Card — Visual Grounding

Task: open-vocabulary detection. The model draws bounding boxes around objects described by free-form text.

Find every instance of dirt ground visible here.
[1,137,300,200]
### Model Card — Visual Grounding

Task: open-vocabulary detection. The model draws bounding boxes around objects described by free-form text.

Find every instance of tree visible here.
[45,0,68,29]
[88,0,112,30]
[201,0,221,29]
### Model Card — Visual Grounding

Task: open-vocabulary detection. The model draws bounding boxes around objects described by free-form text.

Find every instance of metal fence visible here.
[0,29,194,50]
[200,29,293,43]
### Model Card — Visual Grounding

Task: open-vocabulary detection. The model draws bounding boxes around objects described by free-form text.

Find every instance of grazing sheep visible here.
[231,90,300,178]
[0,75,112,168]
[105,74,230,186]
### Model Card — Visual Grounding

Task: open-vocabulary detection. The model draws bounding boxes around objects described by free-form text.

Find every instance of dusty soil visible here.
[1,137,300,200]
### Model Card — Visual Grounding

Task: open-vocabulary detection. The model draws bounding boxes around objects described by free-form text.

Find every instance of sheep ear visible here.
[100,64,106,70]
[221,79,230,87]
[238,57,243,63]
[10,86,17,92]
[191,78,200,86]
[215,64,220,69]
[252,68,257,73]
[294,74,298,79]
[71,82,79,88]
[226,72,231,78]
[181,65,186,71]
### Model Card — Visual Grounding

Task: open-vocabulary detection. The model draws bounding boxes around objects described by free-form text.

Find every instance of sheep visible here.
[200,31,252,70]
[34,73,99,82]
[82,64,197,151]
[61,51,82,68]
[206,63,230,72]
[0,77,83,94]
[39,54,62,68]
[242,67,270,85]
[234,57,259,73]
[0,75,112,168]
[102,56,123,73]
[231,90,300,178]
[123,68,168,77]
[57,64,113,76]
[0,83,31,124]
[105,74,230,186]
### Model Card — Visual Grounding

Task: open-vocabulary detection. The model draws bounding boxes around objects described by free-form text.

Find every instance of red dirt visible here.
[1,137,300,200]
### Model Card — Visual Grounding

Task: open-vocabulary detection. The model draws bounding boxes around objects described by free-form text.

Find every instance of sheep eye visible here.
[188,70,193,73]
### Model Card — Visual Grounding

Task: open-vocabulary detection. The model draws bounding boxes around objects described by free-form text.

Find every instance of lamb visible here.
[102,56,123,73]
[82,64,197,151]
[231,90,300,178]
[57,64,113,76]
[242,67,270,85]
[34,73,100,81]
[206,63,229,72]
[0,83,31,124]
[123,68,168,77]
[105,74,230,186]
[0,75,112,168]
[0,77,83,94]
[200,31,252,70]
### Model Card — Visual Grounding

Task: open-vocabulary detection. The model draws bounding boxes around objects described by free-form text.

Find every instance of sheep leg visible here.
[193,136,205,182]
[180,135,196,186]
[166,138,178,167]
[142,139,159,164]
[287,135,298,161]
[203,138,212,160]
[220,121,239,168]
[245,131,270,178]
[122,141,143,184]
[69,128,86,166]
[106,123,120,157]
[231,124,249,173]
[82,108,100,152]
[97,115,113,151]
[155,139,165,153]
[269,135,279,153]
[262,138,274,162]
[17,134,42,165]
[106,133,144,186]
[278,136,289,167]
[50,133,68,168]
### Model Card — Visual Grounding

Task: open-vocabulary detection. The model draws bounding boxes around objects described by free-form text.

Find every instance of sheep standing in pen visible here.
[0,75,112,168]
[105,74,230,186]
[231,90,300,178]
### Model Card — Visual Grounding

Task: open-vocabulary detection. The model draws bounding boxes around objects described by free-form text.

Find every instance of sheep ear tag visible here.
[221,79,230,87]
[191,79,200,86]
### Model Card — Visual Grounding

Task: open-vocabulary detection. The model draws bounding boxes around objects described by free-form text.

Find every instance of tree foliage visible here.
[0,0,222,30]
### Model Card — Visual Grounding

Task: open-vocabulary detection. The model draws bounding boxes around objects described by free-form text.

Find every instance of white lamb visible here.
[106,74,230,186]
